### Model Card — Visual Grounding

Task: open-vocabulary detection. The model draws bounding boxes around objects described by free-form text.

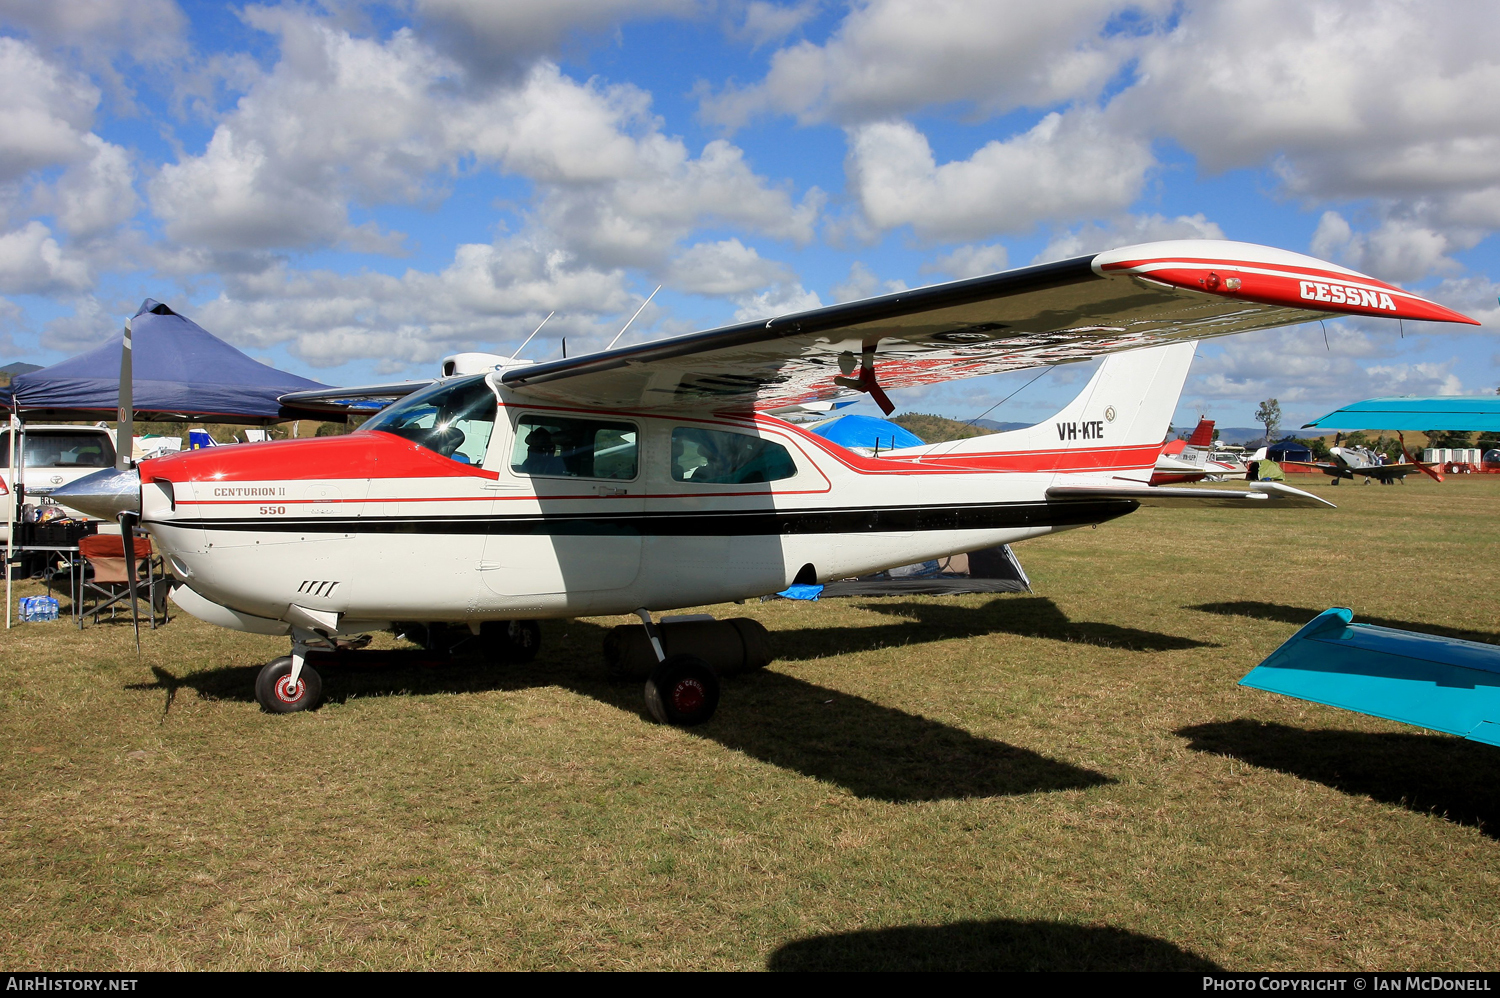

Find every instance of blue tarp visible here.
[808,414,924,451]
[7,299,328,423]
[1303,396,1500,432]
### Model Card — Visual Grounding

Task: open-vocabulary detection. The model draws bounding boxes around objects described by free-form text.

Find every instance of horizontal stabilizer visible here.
[1241,608,1500,747]
[1046,481,1335,509]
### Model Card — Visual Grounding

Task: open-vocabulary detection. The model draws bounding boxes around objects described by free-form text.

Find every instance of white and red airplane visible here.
[53,240,1477,724]
[1151,418,1247,485]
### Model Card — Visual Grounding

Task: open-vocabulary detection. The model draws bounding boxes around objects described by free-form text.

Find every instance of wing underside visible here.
[496,240,1474,414]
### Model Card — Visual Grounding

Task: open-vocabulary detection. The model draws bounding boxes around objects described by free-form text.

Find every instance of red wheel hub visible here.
[671,677,705,715]
[275,675,305,703]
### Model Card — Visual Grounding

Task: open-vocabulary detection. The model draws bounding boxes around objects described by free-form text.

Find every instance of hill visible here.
[892,412,1028,443]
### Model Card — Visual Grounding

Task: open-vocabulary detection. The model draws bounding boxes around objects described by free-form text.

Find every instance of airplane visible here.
[51,239,1477,725]
[1150,418,1246,485]
[1296,433,1442,485]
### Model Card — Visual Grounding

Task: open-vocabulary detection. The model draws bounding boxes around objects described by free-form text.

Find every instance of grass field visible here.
[3,474,1499,971]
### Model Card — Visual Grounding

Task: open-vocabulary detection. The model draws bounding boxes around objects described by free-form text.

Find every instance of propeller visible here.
[1399,431,1444,483]
[117,315,142,653]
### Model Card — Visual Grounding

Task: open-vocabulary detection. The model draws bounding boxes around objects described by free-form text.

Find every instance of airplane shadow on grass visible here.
[130,614,1115,803]
[1192,601,1500,646]
[766,918,1221,971]
[801,597,1216,655]
[1177,719,1500,839]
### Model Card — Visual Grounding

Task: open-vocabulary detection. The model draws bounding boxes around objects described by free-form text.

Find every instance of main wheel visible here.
[255,656,323,713]
[644,654,719,726]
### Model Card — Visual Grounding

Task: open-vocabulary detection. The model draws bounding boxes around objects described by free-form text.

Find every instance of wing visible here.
[1304,397,1500,432]
[1047,482,1336,509]
[278,380,434,414]
[501,239,1476,413]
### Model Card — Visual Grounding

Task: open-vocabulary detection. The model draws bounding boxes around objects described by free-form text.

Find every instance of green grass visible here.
[3,474,1499,970]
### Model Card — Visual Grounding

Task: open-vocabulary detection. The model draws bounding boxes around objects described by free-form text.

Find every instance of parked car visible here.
[1,424,117,541]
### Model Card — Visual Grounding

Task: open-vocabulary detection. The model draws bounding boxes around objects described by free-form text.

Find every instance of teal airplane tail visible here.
[1241,608,1500,748]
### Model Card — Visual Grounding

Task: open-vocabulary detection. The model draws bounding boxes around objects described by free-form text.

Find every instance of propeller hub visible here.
[48,466,141,520]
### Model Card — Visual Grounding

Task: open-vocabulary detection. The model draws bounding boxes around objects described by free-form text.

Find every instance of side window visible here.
[670,427,797,485]
[511,415,638,480]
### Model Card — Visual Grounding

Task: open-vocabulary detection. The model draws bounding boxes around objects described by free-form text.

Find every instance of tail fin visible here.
[895,341,1197,482]
[1186,418,1215,448]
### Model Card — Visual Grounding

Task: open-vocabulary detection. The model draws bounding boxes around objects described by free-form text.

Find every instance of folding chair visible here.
[78,534,168,626]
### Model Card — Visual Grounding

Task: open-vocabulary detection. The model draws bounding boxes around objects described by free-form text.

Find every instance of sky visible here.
[1,0,1498,430]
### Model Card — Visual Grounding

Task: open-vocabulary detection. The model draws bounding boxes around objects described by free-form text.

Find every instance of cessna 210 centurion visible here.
[53,240,1477,725]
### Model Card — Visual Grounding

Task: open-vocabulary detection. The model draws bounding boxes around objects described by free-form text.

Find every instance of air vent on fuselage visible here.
[297,580,341,598]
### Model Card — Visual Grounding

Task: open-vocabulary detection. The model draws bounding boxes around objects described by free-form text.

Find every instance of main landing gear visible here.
[618,610,773,726]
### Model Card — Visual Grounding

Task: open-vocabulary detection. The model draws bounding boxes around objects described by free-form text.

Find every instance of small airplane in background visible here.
[1151,418,1247,485]
[53,240,1476,725]
[1298,433,1443,485]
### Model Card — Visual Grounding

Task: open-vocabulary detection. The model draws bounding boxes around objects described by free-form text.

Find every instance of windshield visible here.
[360,376,497,465]
[0,431,116,470]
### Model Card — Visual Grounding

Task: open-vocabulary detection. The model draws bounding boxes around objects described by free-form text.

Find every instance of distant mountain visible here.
[893,412,1031,443]
[1,362,40,376]
[1202,425,1338,446]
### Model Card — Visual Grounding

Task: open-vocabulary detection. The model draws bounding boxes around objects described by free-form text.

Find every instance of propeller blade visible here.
[117,316,133,473]
[120,512,142,655]
[1398,431,1444,482]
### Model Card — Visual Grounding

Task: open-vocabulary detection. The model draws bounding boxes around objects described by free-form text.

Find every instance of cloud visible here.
[831,260,906,302]
[1033,212,1224,264]
[700,0,1167,128]
[923,243,1008,280]
[0,221,91,295]
[731,281,821,321]
[846,111,1153,241]
[415,0,700,76]
[39,293,118,353]
[148,18,821,269]
[665,238,791,295]
[729,1,821,48]
[0,0,187,54]
[0,37,99,182]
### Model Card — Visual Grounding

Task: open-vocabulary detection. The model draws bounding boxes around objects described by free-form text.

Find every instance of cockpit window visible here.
[671,427,796,484]
[360,375,497,465]
[510,415,637,480]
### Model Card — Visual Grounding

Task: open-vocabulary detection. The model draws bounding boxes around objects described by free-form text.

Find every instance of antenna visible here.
[607,285,661,351]
[513,311,554,358]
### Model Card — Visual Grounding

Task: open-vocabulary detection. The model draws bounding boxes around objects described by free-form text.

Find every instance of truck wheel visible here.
[644,654,719,726]
[255,656,322,713]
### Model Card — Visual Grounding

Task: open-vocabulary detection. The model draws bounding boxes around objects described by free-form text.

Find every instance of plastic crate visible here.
[18,595,59,622]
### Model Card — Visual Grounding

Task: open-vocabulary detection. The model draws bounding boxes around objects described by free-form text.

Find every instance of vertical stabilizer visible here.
[893,341,1197,482]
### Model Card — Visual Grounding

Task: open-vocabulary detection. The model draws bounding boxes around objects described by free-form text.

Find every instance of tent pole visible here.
[5,412,16,629]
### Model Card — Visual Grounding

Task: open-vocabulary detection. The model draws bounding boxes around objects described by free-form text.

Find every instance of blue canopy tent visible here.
[1303,396,1500,433]
[808,414,925,452]
[6,299,329,423]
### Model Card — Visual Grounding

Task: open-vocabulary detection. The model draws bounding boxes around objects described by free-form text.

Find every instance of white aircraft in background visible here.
[1152,418,1247,485]
[54,240,1477,725]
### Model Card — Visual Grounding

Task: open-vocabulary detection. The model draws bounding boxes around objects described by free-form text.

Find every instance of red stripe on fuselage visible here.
[138,432,500,484]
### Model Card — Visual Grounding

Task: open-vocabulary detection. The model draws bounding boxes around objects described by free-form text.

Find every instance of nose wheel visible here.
[255,655,323,713]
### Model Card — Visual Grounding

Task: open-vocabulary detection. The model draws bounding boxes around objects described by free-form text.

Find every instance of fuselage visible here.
[138,380,1140,632]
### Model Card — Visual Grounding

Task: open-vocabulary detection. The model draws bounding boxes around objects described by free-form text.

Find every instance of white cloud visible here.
[0,37,99,182]
[701,0,1167,128]
[415,0,700,76]
[846,112,1153,241]
[730,1,821,48]
[0,0,187,53]
[1033,212,1224,264]
[148,18,821,269]
[831,260,906,302]
[47,133,138,238]
[732,281,821,321]
[925,243,1008,280]
[1309,209,1481,284]
[0,221,91,295]
[665,238,791,295]
[39,293,117,353]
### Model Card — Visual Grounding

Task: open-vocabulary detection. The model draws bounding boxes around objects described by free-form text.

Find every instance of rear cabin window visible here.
[511,415,638,480]
[0,431,116,469]
[670,427,797,484]
[359,375,497,465]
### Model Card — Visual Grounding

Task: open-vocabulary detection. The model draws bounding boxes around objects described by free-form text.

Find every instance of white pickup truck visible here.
[1,424,117,541]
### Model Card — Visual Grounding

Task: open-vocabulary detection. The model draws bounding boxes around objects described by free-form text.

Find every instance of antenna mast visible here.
[607,285,661,351]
